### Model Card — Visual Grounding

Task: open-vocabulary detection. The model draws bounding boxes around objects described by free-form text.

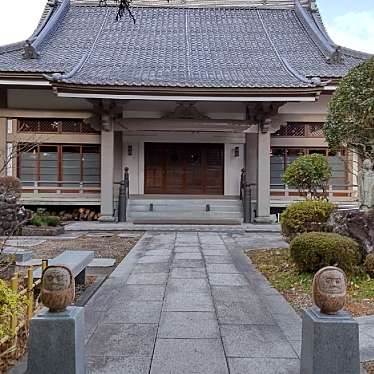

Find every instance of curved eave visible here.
[51,82,322,102]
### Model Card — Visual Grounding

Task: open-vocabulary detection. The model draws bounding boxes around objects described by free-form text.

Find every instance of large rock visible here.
[329,209,374,255]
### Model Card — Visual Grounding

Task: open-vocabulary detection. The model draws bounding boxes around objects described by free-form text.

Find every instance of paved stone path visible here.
[85,231,301,374]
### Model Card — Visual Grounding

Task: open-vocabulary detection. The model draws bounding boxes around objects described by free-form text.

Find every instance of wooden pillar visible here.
[99,124,115,221]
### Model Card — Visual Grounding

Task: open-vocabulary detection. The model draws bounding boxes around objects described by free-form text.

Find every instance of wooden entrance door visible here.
[144,143,224,195]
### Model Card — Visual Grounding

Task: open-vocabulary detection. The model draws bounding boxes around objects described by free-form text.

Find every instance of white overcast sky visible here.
[0,0,373,53]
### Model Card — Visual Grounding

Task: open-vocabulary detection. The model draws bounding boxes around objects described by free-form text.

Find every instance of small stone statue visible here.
[312,266,347,315]
[40,266,75,313]
[358,159,374,211]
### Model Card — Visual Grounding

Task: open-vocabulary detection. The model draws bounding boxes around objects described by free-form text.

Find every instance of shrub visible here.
[0,279,24,340]
[283,154,332,199]
[364,253,374,277]
[280,200,335,241]
[44,216,60,227]
[290,232,361,274]
[30,212,60,227]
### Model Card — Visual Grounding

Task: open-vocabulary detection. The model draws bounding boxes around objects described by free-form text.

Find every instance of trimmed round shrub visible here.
[280,200,335,241]
[290,232,361,274]
[364,253,374,277]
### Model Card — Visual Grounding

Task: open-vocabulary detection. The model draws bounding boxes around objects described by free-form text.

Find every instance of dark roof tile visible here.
[0,4,368,88]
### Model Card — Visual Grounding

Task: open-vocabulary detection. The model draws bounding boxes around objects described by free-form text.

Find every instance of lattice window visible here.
[273,122,325,137]
[309,123,324,137]
[17,119,98,134]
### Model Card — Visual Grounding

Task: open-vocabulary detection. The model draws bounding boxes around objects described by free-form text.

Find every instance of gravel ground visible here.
[29,233,143,266]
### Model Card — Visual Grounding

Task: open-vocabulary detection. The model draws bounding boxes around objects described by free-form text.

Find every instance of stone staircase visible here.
[127,198,243,225]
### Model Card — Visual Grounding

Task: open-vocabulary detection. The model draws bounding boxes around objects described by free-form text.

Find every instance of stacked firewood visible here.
[58,208,100,221]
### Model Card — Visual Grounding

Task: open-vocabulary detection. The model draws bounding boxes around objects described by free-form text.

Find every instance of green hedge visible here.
[290,232,361,274]
[280,200,335,241]
[364,253,374,277]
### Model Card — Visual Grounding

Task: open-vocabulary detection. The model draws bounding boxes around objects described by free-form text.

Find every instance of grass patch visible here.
[248,248,374,316]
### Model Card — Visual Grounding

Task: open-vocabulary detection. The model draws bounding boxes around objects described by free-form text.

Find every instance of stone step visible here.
[127,198,243,222]
[128,212,243,219]
[132,218,242,225]
[128,205,242,212]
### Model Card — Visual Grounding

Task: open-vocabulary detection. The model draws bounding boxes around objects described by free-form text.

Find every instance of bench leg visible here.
[75,269,86,285]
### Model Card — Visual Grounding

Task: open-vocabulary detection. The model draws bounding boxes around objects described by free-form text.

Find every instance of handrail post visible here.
[240,168,246,200]
[118,167,129,222]
[243,183,252,223]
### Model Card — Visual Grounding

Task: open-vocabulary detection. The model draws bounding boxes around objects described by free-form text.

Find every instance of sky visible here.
[0,0,373,53]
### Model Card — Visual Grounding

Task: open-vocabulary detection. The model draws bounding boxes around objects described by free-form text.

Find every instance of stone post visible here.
[99,124,115,221]
[255,127,272,223]
[300,307,360,374]
[0,117,7,176]
[26,307,85,374]
[300,267,360,374]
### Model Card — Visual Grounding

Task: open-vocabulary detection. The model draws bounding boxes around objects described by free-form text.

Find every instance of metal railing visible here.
[21,180,100,195]
[117,167,130,222]
[240,169,255,223]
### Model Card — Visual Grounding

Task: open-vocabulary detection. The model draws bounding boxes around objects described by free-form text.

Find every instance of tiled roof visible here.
[0,1,369,89]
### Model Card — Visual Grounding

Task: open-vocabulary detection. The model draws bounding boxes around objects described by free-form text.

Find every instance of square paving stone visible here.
[158,312,219,338]
[171,259,204,268]
[202,249,229,256]
[143,249,172,256]
[137,255,170,264]
[163,292,214,312]
[228,358,300,374]
[204,256,232,264]
[167,278,210,294]
[126,272,168,285]
[87,323,158,357]
[170,268,207,279]
[103,301,163,324]
[208,274,248,286]
[85,281,124,312]
[116,285,165,302]
[215,299,274,325]
[221,324,298,358]
[174,247,201,253]
[150,339,229,374]
[174,253,202,260]
[212,286,254,302]
[207,264,239,274]
[87,356,151,374]
[133,263,170,273]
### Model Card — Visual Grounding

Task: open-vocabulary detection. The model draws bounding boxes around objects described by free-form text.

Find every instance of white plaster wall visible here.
[224,144,244,196]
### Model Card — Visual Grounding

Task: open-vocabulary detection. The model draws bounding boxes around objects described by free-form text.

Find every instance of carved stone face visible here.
[43,267,71,292]
[363,159,373,171]
[318,269,346,295]
[312,266,347,315]
[41,266,75,313]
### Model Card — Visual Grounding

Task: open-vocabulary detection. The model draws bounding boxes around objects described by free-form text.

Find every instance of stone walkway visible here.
[85,231,301,374]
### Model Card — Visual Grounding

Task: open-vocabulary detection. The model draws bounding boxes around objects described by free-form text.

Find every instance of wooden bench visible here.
[33,250,94,285]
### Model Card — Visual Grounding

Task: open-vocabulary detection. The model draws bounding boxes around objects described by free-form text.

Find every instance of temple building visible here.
[0,0,370,223]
